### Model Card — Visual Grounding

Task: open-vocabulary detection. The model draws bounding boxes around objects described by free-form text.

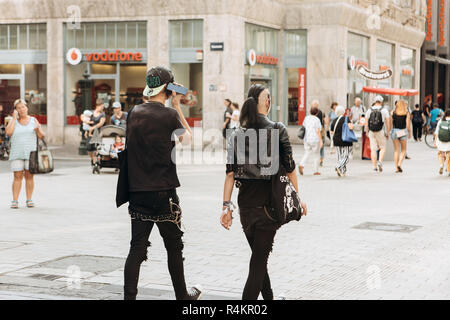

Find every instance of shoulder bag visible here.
[29,138,54,174]
[342,116,358,143]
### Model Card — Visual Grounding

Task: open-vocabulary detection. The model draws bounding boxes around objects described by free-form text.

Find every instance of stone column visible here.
[147,17,169,68]
[202,14,245,146]
[46,19,64,145]
[306,25,347,112]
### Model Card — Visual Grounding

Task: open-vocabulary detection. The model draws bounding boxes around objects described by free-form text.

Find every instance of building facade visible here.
[0,0,425,145]
[420,0,450,109]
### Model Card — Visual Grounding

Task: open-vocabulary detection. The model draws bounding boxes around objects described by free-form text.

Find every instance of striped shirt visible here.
[9,117,37,161]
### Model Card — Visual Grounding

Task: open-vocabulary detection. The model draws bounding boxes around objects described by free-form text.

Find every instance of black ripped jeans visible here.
[239,207,279,300]
[124,190,188,300]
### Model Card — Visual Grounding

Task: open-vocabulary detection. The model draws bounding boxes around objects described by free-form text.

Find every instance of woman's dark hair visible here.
[415,104,419,109]
[330,102,338,110]
[445,109,450,118]
[225,99,232,107]
[232,102,239,109]
[239,84,266,128]
[310,106,319,115]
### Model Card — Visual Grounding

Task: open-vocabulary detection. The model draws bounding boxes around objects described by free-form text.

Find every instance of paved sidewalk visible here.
[0,141,449,300]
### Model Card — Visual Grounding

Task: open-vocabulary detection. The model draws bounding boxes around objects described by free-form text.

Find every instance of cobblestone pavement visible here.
[0,141,449,300]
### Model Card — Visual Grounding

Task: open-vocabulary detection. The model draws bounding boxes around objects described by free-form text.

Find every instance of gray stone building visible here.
[0,0,425,145]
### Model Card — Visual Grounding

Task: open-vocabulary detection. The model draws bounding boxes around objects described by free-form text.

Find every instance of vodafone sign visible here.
[66,48,143,65]
[247,49,278,66]
[66,48,82,65]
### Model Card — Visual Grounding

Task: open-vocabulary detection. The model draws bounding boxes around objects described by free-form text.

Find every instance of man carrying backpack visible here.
[434,109,450,175]
[364,96,391,172]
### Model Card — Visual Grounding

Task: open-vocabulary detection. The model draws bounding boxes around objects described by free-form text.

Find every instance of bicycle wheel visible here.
[424,133,436,149]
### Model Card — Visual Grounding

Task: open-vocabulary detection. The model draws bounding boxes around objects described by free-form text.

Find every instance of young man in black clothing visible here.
[122,66,202,300]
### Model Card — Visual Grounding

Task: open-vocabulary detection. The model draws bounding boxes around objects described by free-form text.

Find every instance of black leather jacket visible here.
[226,114,296,177]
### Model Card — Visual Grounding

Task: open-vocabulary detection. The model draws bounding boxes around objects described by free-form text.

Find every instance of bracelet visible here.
[222,201,236,210]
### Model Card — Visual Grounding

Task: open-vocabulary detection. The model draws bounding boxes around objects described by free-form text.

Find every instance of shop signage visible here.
[356,65,392,80]
[402,68,413,76]
[426,0,433,41]
[298,68,306,125]
[66,48,143,65]
[439,0,446,46]
[347,56,369,70]
[247,49,257,66]
[247,49,278,66]
[210,42,224,51]
[66,48,82,65]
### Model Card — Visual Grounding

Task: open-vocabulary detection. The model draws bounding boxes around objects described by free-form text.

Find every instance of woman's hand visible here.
[220,208,233,230]
[13,110,18,119]
[301,202,308,216]
[348,123,354,130]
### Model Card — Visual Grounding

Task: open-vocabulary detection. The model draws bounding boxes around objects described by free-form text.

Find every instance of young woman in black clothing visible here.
[220,84,307,300]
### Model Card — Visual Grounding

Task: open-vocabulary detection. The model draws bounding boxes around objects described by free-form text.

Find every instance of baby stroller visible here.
[0,125,10,160]
[92,125,126,174]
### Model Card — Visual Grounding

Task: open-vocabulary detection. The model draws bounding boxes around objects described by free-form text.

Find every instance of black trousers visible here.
[124,190,188,300]
[124,219,187,300]
[412,122,422,140]
[239,207,279,300]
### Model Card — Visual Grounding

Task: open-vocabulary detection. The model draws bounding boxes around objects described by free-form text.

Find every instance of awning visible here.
[362,87,419,96]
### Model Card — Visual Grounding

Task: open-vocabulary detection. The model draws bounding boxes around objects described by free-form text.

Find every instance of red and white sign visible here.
[66,48,82,65]
[298,68,306,125]
[247,49,257,66]
[66,48,143,64]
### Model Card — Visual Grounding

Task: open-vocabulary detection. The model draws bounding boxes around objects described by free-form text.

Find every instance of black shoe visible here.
[405,155,411,160]
[186,285,203,300]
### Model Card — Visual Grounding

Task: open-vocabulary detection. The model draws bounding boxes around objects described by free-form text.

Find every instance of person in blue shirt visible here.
[430,104,444,133]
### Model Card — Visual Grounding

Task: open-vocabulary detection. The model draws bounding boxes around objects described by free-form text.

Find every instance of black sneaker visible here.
[186,285,203,300]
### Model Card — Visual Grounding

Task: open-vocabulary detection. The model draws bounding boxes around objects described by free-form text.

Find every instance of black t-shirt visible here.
[316,110,324,126]
[127,102,185,192]
[331,117,353,147]
[224,106,232,128]
[412,110,423,123]
[423,104,431,116]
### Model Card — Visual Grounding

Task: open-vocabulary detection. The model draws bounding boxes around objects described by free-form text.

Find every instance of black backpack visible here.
[412,111,423,124]
[368,108,384,132]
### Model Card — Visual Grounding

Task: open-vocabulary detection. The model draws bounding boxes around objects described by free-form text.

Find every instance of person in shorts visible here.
[5,99,45,209]
[365,95,391,172]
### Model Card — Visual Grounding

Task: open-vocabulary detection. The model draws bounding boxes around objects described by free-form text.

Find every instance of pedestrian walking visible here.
[221,84,307,300]
[422,98,432,134]
[222,98,233,138]
[430,104,444,133]
[411,104,425,142]
[434,109,450,176]
[121,66,202,300]
[298,105,323,176]
[110,101,128,128]
[330,105,353,177]
[365,95,391,172]
[328,102,338,154]
[350,97,366,125]
[311,100,326,166]
[229,102,240,129]
[5,99,45,209]
[80,99,106,167]
[390,100,412,173]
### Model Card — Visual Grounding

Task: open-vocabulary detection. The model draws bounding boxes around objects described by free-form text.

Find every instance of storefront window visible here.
[25,64,47,121]
[245,23,280,121]
[66,22,146,49]
[64,22,147,125]
[169,20,203,49]
[0,24,46,50]
[400,47,415,89]
[376,40,394,88]
[347,32,369,108]
[285,30,307,126]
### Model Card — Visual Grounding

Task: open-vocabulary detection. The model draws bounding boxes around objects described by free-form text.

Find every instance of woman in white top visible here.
[6,99,45,209]
[229,102,240,129]
[434,109,450,175]
[298,106,323,175]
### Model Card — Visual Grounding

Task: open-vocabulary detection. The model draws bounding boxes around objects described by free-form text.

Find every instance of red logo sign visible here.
[66,48,143,64]
[298,68,306,125]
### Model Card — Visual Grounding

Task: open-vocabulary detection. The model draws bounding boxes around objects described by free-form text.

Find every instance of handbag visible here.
[267,122,303,226]
[342,116,358,143]
[395,129,407,139]
[267,165,303,226]
[297,125,306,140]
[29,138,54,174]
